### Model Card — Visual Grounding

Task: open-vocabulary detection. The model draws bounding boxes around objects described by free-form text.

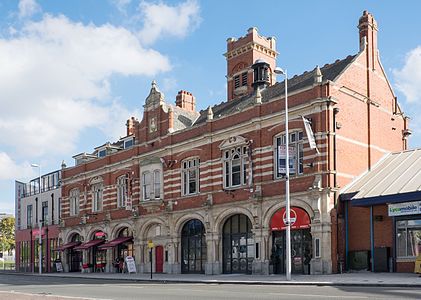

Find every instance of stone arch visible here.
[138,217,167,240]
[110,222,134,239]
[213,207,254,233]
[174,213,206,236]
[65,229,83,243]
[262,198,315,229]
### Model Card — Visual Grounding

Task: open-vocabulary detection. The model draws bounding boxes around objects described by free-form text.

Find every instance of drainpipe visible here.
[370,206,375,272]
[345,200,349,271]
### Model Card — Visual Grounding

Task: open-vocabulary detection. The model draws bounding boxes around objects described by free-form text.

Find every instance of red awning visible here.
[54,241,81,251]
[270,206,311,231]
[73,239,105,251]
[98,237,133,249]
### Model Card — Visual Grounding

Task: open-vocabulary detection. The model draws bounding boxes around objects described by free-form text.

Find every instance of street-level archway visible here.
[181,219,206,274]
[222,214,253,274]
[270,206,312,274]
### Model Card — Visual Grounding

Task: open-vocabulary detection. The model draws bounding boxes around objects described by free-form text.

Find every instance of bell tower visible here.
[224,27,277,101]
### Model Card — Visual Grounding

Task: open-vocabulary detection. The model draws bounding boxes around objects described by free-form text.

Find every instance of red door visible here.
[155,246,164,273]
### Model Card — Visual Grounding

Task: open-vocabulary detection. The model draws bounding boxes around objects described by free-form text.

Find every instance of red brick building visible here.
[57,11,409,275]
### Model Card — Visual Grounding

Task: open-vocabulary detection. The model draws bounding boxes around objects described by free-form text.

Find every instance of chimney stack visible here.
[358,10,378,69]
[176,90,196,112]
[126,117,136,136]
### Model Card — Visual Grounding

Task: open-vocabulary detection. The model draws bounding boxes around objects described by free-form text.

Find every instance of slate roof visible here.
[341,148,421,206]
[194,54,357,125]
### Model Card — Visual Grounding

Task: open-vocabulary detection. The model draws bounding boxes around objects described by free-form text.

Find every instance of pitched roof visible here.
[194,54,357,125]
[341,148,421,206]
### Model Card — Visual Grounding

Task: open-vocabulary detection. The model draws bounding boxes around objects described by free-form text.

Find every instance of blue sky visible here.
[1,0,421,214]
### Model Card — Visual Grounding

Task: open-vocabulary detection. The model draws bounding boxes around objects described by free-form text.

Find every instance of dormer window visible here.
[124,138,134,149]
[98,149,106,158]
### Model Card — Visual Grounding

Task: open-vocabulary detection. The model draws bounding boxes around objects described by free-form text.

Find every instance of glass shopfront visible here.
[396,218,421,259]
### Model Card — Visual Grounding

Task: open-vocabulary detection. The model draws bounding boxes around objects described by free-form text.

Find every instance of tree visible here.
[0,217,15,254]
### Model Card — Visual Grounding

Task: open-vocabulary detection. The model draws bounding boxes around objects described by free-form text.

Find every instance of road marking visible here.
[268,292,368,299]
[0,290,114,300]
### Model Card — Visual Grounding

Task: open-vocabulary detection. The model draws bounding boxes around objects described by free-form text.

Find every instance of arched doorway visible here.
[116,227,134,263]
[181,219,206,274]
[68,233,82,272]
[155,246,163,273]
[222,214,253,274]
[270,207,312,274]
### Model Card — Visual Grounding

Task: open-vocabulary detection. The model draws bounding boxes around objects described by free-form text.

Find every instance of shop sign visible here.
[95,232,105,238]
[31,228,46,238]
[125,256,137,273]
[270,207,310,231]
[388,201,421,217]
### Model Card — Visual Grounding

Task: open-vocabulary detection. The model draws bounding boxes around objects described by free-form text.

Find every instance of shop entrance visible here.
[222,214,254,274]
[270,207,312,275]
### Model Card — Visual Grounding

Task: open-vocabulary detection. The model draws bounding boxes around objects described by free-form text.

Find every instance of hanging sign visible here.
[270,207,310,231]
[277,145,296,175]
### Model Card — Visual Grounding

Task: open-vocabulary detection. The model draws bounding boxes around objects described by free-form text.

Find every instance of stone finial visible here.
[314,65,323,84]
[255,86,262,104]
[145,80,165,108]
[207,106,213,121]
[61,160,67,169]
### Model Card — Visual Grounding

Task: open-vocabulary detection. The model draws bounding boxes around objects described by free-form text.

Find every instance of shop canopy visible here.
[54,241,81,251]
[341,148,421,207]
[73,239,105,251]
[98,237,133,249]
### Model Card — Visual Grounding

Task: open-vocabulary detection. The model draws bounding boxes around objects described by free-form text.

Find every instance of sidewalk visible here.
[3,270,420,287]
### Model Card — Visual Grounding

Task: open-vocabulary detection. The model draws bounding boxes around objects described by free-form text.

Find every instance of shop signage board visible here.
[388,201,421,216]
[55,261,63,272]
[125,256,136,273]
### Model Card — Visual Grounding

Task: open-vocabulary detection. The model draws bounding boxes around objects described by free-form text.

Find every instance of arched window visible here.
[142,170,161,200]
[223,146,248,188]
[92,183,103,212]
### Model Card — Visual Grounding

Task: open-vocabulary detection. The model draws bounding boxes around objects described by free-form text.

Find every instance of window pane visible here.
[396,228,407,257]
[407,228,421,257]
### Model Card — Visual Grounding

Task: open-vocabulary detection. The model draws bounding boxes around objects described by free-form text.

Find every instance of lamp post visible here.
[274,67,291,281]
[31,163,42,275]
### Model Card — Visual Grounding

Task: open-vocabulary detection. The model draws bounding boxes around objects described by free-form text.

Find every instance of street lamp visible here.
[274,67,291,281]
[31,163,42,275]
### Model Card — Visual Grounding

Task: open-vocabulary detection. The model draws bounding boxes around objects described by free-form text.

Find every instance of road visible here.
[0,274,421,300]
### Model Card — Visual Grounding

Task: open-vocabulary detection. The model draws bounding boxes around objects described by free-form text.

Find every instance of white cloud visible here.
[111,0,132,14]
[394,46,421,103]
[0,14,171,159]
[18,0,41,19]
[137,0,201,45]
[0,153,34,180]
